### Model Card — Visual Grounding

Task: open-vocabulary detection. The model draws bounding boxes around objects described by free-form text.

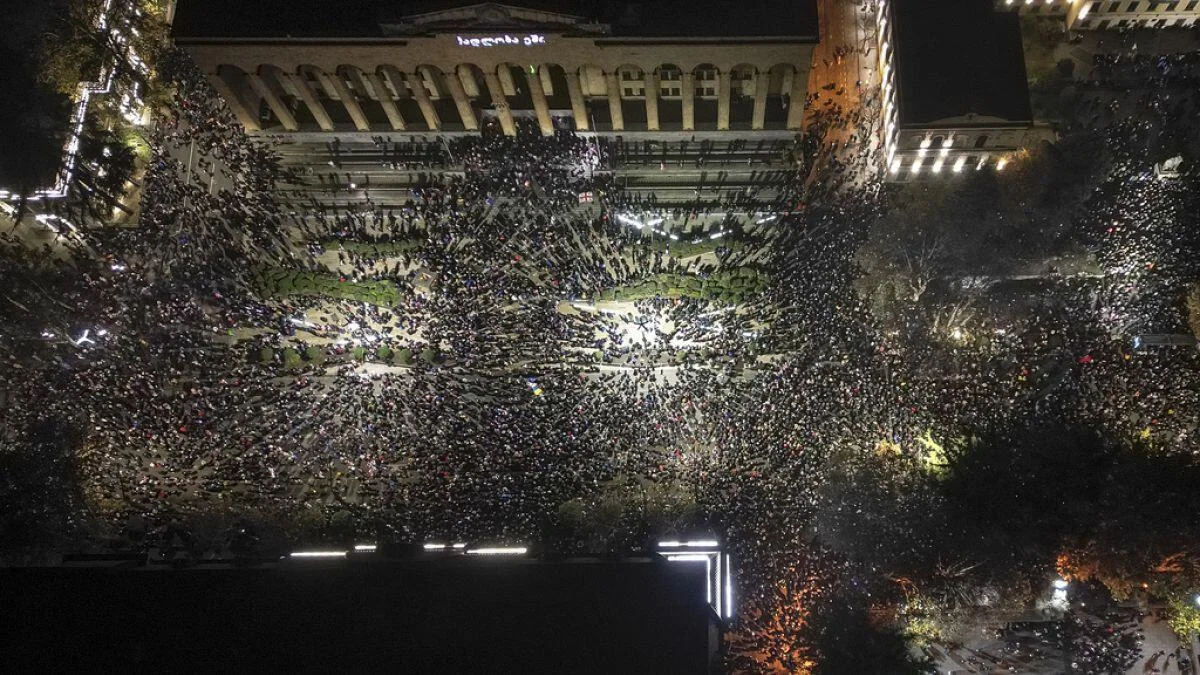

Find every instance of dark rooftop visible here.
[1,558,719,673]
[172,0,818,40]
[891,0,1033,125]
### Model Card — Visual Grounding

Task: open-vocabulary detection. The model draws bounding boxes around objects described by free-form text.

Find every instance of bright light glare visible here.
[1052,579,1069,590]
[354,544,377,552]
[290,551,347,558]
[423,543,447,550]
[452,543,467,549]
[466,547,528,555]
[616,214,644,229]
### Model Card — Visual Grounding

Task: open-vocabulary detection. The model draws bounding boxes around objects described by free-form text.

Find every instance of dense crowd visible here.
[3,15,1200,673]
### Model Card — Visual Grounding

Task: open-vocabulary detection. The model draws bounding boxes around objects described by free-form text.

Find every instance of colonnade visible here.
[210,60,809,135]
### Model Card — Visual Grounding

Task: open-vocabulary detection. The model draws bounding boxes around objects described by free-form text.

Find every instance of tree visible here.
[38,0,170,99]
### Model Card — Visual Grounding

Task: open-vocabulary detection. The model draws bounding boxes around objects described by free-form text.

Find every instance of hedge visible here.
[282,348,302,370]
[253,267,403,308]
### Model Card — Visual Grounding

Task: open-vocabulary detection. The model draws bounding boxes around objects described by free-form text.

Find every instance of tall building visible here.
[997,0,1200,30]
[171,0,819,137]
[878,0,1054,180]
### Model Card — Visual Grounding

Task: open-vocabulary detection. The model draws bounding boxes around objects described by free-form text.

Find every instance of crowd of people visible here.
[3,13,1200,672]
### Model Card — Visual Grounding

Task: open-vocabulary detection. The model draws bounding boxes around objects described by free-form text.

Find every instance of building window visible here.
[1186,1,1197,11]
[974,135,989,148]
[662,86,681,97]
[659,69,680,81]
[1098,18,1111,27]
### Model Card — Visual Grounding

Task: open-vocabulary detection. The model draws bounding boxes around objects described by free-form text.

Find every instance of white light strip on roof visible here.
[423,543,447,551]
[290,551,347,558]
[353,544,377,552]
[466,547,527,555]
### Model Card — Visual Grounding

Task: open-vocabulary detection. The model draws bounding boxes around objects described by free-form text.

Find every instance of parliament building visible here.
[171,0,819,137]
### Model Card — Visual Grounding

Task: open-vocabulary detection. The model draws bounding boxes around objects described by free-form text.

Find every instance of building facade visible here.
[997,0,1200,29]
[172,1,818,137]
[879,0,1054,181]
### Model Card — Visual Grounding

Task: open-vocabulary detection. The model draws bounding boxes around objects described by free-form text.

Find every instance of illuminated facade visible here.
[879,0,1054,181]
[997,0,1200,29]
[171,1,818,137]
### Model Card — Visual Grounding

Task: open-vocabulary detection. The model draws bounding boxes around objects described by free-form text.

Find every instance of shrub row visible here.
[254,267,402,308]
[595,266,769,303]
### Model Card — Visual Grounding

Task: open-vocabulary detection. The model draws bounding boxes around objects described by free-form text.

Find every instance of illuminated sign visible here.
[456,34,546,47]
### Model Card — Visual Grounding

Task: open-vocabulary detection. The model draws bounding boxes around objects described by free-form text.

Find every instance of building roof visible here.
[172,0,818,40]
[1,558,719,673]
[891,0,1033,126]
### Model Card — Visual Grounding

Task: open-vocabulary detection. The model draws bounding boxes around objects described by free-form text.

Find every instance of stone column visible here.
[246,73,298,131]
[717,70,732,131]
[681,72,696,131]
[445,70,479,131]
[409,70,442,131]
[319,71,370,131]
[497,66,516,97]
[526,68,555,136]
[643,71,660,131]
[605,71,624,132]
[482,69,516,136]
[209,73,261,132]
[786,65,806,131]
[282,72,334,131]
[751,70,769,131]
[565,69,588,131]
[364,72,406,131]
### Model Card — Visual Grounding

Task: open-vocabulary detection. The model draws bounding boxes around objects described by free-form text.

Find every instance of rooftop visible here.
[891,0,1033,126]
[2,557,719,673]
[172,0,818,40]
